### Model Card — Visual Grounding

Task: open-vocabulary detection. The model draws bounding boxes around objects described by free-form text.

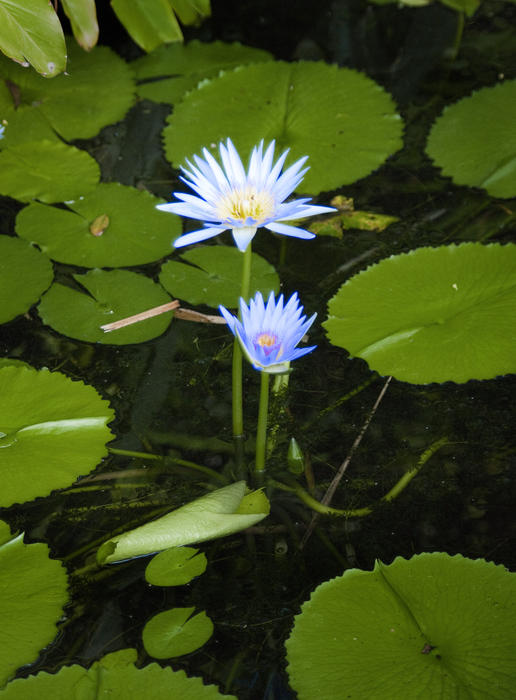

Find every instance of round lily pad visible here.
[0,524,68,686]
[163,61,403,194]
[132,40,272,104]
[159,246,279,308]
[142,607,214,659]
[286,553,516,700]
[16,183,181,267]
[324,243,516,384]
[0,648,235,699]
[38,269,173,344]
[0,140,100,203]
[0,365,115,507]
[145,547,208,586]
[0,43,135,141]
[0,235,53,324]
[426,80,516,199]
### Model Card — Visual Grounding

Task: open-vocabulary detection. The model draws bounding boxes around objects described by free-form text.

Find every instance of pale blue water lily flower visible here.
[219,291,317,374]
[157,138,336,252]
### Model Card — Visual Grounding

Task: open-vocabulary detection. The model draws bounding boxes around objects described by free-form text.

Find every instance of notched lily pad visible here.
[0,235,53,324]
[0,523,69,686]
[0,140,100,203]
[0,364,115,507]
[324,243,516,384]
[38,269,173,344]
[145,547,208,586]
[159,246,279,308]
[132,40,272,104]
[16,183,181,267]
[163,61,403,194]
[142,607,214,659]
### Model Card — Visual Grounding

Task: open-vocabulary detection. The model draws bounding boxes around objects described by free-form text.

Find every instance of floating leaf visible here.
[0,43,135,140]
[146,547,208,586]
[0,365,115,507]
[0,235,53,324]
[426,80,516,199]
[0,648,234,698]
[97,481,269,564]
[38,269,173,344]
[0,0,66,77]
[324,243,516,384]
[143,607,213,659]
[309,196,398,238]
[0,104,60,148]
[16,183,181,267]
[133,40,272,104]
[286,553,516,700]
[159,246,279,308]
[163,61,403,194]
[0,141,100,203]
[0,524,68,686]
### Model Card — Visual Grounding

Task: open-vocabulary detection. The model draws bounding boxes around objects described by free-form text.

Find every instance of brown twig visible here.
[100,300,180,332]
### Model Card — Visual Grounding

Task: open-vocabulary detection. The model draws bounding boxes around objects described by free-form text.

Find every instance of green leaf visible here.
[0,43,135,140]
[0,0,66,77]
[38,269,173,344]
[111,0,183,51]
[97,481,269,564]
[132,39,272,104]
[0,235,53,324]
[163,61,403,194]
[159,246,279,308]
[426,80,516,199]
[0,525,68,686]
[145,547,208,586]
[0,649,235,698]
[16,183,181,267]
[0,365,115,507]
[169,0,211,26]
[324,243,516,384]
[0,104,59,148]
[61,0,99,50]
[142,607,213,658]
[286,553,516,700]
[440,0,480,15]
[0,140,100,203]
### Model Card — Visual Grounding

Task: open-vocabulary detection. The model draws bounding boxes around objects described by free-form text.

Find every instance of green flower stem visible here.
[255,370,270,476]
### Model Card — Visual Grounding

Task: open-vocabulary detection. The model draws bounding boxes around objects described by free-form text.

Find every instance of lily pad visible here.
[426,80,516,199]
[0,523,68,686]
[132,40,272,104]
[145,547,208,586]
[0,43,135,141]
[16,183,181,267]
[0,365,115,507]
[0,648,235,698]
[159,246,279,308]
[286,553,516,700]
[142,607,213,659]
[0,235,53,324]
[163,61,403,194]
[0,141,100,203]
[324,243,516,384]
[38,269,173,344]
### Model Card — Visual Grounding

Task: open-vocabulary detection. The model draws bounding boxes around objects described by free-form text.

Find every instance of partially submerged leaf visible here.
[61,0,99,50]
[111,0,183,51]
[142,607,213,658]
[145,547,208,586]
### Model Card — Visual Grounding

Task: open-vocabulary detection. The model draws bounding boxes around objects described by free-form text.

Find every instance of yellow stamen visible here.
[256,332,278,348]
[217,186,275,224]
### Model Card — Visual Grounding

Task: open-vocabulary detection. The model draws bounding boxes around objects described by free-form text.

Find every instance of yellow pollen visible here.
[217,186,275,224]
[256,332,277,348]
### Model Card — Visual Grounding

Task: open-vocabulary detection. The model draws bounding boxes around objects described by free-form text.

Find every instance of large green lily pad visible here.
[38,269,173,344]
[163,60,403,194]
[16,183,181,267]
[286,553,516,700]
[426,80,516,199]
[0,648,235,698]
[0,141,100,203]
[159,246,279,308]
[0,43,135,141]
[0,235,53,324]
[132,40,272,104]
[324,243,516,384]
[0,365,115,507]
[142,607,214,659]
[0,523,68,686]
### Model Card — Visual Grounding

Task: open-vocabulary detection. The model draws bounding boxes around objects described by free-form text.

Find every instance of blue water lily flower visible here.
[219,291,317,374]
[157,138,335,252]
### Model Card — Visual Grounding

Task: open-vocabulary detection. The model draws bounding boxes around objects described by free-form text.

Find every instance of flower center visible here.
[254,331,283,359]
[217,186,275,225]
